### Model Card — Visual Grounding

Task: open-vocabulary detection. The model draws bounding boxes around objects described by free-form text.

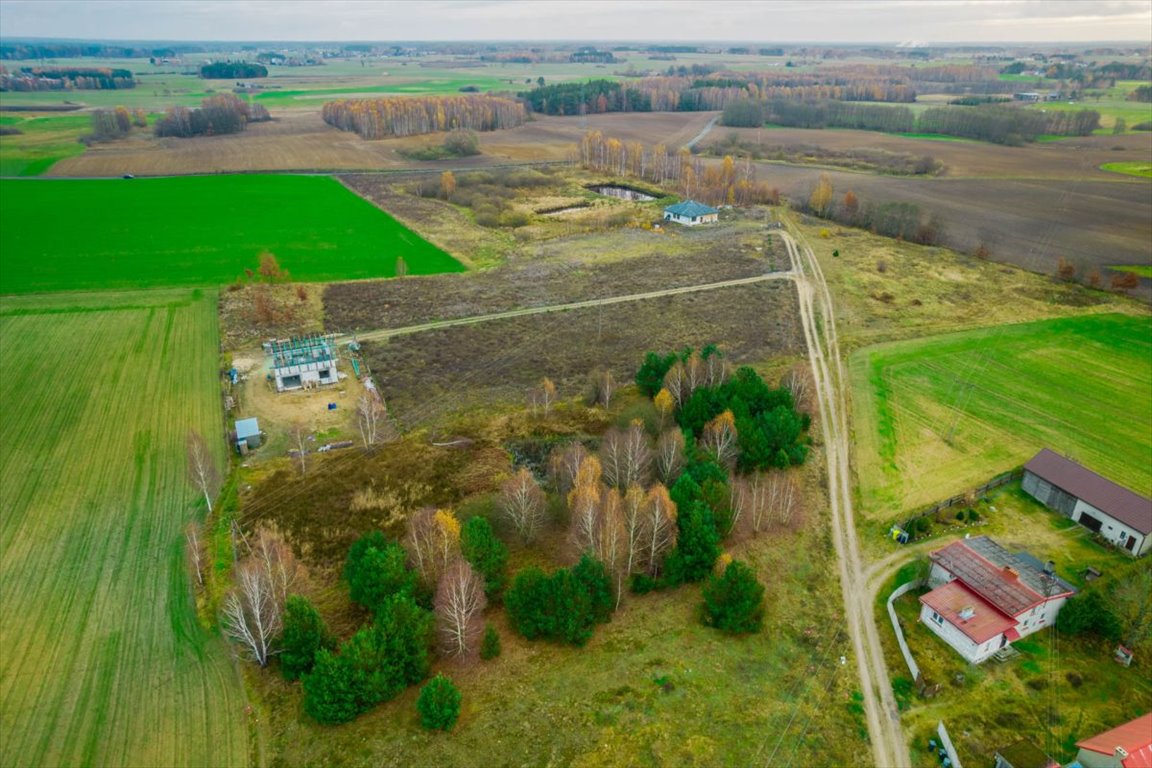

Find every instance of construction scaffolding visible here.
[264,334,340,392]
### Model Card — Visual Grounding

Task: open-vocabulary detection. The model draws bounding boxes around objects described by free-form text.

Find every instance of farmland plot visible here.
[0,175,463,294]
[0,289,249,767]
[851,313,1152,520]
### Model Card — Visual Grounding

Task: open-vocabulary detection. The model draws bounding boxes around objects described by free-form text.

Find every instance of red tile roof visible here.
[1025,449,1152,535]
[920,580,1017,644]
[1077,712,1152,768]
[931,539,1056,616]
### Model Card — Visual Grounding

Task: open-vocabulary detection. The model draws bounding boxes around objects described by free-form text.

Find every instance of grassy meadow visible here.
[1101,161,1152,178]
[0,175,462,293]
[850,313,1152,522]
[0,113,90,176]
[0,288,249,767]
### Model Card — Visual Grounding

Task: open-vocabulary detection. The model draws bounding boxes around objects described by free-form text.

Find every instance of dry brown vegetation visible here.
[323,225,782,332]
[47,110,717,176]
[361,281,802,427]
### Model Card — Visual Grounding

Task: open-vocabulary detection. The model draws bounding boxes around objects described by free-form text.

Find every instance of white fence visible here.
[887,580,924,681]
[937,721,963,768]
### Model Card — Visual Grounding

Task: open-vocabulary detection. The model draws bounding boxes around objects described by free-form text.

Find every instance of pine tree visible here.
[280,595,336,681]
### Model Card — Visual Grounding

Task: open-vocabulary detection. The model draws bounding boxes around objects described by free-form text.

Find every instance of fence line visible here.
[887,580,924,681]
[937,721,963,768]
[901,469,1022,531]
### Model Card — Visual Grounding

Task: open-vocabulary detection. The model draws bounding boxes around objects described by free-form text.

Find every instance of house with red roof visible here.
[918,536,1076,664]
[1073,712,1152,768]
[1022,448,1152,557]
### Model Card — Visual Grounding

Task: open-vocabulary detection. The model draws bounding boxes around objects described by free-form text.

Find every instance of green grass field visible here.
[1111,265,1152,277]
[851,313,1152,520]
[0,288,249,766]
[0,114,90,176]
[0,175,463,293]
[1101,162,1152,178]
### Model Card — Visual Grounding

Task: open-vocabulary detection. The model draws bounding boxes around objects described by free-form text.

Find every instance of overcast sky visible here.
[1,0,1150,43]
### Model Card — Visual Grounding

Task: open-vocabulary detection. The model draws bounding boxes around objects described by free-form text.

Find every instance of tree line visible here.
[0,66,135,91]
[154,93,271,138]
[200,61,267,79]
[800,173,945,246]
[721,97,1099,145]
[577,130,780,207]
[519,79,652,116]
[322,95,527,139]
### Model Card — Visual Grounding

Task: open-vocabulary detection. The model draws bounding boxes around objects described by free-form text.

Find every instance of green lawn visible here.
[1101,162,1152,178]
[0,175,464,293]
[851,313,1152,520]
[0,288,249,767]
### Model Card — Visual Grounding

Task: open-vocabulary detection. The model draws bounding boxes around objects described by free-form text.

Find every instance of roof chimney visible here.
[1003,566,1019,580]
[958,606,975,621]
[1043,560,1055,577]
[1116,746,1129,759]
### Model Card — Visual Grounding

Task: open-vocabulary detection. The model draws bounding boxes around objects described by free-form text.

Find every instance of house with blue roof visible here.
[663,199,719,226]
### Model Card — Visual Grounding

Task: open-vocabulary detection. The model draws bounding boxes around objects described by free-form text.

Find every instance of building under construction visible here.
[265,334,340,392]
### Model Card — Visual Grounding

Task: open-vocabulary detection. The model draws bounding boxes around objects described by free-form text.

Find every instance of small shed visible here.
[663,200,719,226]
[235,417,261,452]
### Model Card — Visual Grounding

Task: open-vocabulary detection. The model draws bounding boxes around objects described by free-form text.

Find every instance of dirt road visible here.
[779,225,911,768]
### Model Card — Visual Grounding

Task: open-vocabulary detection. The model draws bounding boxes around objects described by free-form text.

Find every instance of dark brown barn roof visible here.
[1025,449,1152,535]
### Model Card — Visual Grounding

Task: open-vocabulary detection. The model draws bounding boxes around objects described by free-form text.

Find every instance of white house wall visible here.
[1072,500,1150,556]
[919,603,1003,664]
[1013,595,1069,638]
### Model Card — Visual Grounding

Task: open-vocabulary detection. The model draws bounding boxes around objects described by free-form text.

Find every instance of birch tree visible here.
[655,429,685,485]
[499,468,546,543]
[289,422,310,475]
[548,441,588,496]
[186,429,220,514]
[356,393,389,448]
[435,560,487,659]
[701,410,739,468]
[220,529,298,666]
[645,484,678,577]
[405,507,461,587]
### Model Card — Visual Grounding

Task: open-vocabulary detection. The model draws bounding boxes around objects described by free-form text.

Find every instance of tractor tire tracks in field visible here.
[779,225,911,768]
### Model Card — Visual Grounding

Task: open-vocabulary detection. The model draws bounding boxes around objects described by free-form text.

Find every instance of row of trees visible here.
[1,66,135,91]
[576,130,780,207]
[89,106,148,140]
[917,104,1099,144]
[322,95,527,139]
[154,93,271,138]
[802,174,944,245]
[802,175,944,246]
[723,98,917,133]
[200,61,267,79]
[721,97,1099,145]
[519,79,652,116]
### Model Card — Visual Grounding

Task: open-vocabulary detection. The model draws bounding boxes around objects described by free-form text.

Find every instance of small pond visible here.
[586,184,656,202]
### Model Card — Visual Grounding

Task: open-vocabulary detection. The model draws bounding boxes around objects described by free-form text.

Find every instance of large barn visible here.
[265,334,340,393]
[919,536,1076,664]
[1022,449,1152,557]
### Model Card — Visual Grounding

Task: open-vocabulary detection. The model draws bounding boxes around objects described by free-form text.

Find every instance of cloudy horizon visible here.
[1,0,1150,44]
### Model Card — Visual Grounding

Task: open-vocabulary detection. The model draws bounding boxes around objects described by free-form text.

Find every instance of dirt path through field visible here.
[779,224,911,768]
[684,115,721,150]
[338,271,794,344]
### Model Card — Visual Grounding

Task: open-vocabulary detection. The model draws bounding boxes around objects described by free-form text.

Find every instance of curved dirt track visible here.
[779,225,911,768]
